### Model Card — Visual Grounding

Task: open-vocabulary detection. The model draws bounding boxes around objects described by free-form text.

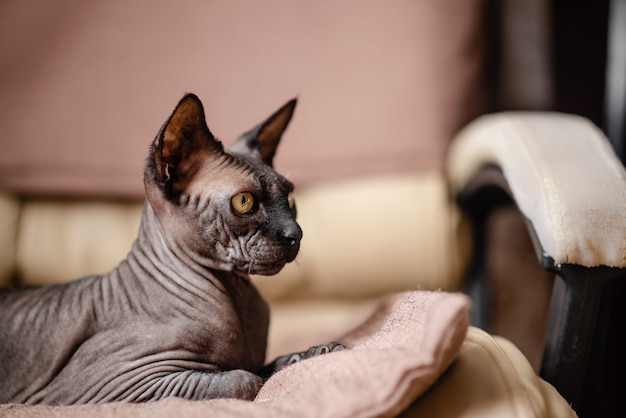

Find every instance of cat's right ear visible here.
[149,94,223,197]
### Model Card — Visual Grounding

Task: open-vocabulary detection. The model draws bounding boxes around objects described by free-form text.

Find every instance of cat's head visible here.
[144,93,301,275]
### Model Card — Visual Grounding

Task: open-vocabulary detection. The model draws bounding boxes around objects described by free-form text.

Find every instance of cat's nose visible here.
[282,224,302,263]
[282,223,302,247]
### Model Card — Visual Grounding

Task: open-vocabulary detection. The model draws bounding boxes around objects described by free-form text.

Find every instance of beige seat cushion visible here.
[15,199,142,283]
[403,327,577,417]
[15,173,469,298]
[0,191,20,286]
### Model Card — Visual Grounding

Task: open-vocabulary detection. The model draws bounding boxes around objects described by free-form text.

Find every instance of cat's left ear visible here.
[229,98,297,166]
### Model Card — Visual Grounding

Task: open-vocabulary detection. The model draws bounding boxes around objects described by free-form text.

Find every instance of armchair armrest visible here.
[446,112,626,417]
[447,112,626,269]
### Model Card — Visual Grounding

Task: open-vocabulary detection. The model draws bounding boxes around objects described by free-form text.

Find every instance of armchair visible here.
[0,0,621,416]
[448,112,626,417]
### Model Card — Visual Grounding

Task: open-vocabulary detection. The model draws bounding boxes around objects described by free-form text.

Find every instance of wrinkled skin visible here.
[0,94,344,405]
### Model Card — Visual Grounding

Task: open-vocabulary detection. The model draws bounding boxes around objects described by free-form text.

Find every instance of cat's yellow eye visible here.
[287,192,296,210]
[231,192,255,215]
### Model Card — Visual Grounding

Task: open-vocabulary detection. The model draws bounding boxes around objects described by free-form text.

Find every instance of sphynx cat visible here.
[0,94,343,404]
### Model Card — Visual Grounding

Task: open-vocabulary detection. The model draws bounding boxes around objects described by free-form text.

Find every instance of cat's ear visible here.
[150,93,223,195]
[229,98,297,166]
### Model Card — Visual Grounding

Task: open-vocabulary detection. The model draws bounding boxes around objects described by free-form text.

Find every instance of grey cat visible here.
[0,94,343,404]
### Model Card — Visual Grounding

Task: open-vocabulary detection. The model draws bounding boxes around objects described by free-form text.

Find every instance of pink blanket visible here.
[0,291,470,417]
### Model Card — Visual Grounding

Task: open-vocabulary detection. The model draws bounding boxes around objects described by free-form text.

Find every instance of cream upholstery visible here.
[403,327,576,418]
[448,112,626,268]
[4,173,465,293]
[0,192,20,284]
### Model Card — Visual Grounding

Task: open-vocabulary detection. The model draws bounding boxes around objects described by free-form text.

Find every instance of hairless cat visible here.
[0,94,343,404]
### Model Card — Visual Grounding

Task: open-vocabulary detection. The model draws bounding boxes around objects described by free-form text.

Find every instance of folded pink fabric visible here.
[0,291,470,418]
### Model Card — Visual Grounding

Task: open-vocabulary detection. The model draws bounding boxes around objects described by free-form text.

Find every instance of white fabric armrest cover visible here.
[446,112,626,268]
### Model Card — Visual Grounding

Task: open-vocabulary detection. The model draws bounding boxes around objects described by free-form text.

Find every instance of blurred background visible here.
[1,0,486,197]
[0,0,622,197]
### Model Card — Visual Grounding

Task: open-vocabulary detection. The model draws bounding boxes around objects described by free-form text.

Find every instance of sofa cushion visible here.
[403,327,577,417]
[15,174,468,299]
[0,0,485,198]
[0,191,20,286]
[15,199,142,283]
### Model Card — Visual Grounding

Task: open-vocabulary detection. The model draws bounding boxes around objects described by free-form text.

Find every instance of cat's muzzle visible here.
[248,234,301,275]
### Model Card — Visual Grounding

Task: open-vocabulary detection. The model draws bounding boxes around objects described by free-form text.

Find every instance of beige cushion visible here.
[15,174,468,299]
[16,200,142,283]
[0,191,20,286]
[447,112,626,268]
[404,327,577,417]
[0,0,485,197]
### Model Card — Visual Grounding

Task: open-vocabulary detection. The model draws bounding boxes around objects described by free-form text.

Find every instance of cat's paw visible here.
[283,342,346,366]
[260,342,347,378]
[303,341,346,358]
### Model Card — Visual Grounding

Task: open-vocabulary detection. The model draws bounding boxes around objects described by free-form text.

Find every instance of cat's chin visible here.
[239,261,288,276]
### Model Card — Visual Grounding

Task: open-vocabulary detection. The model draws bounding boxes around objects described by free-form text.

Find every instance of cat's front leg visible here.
[258,342,346,379]
[122,369,263,402]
